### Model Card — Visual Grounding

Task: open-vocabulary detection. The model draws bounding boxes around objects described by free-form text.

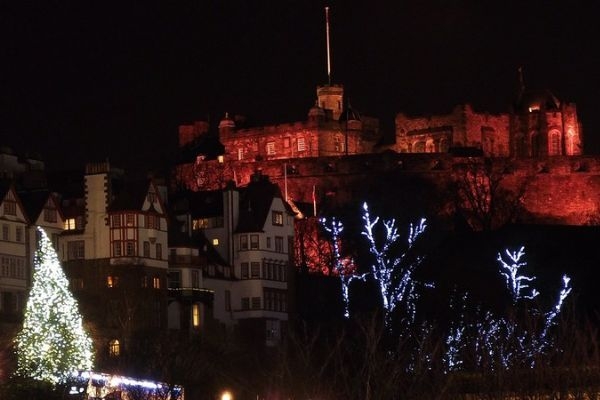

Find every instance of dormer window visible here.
[64,218,77,230]
[272,211,283,226]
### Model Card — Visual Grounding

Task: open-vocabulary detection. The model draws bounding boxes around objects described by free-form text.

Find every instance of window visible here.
[143,241,150,257]
[212,238,219,246]
[44,208,57,223]
[283,137,290,148]
[250,234,259,249]
[238,148,244,160]
[111,215,121,227]
[67,241,85,259]
[125,241,136,256]
[191,270,200,288]
[109,339,120,357]
[251,297,261,309]
[153,276,161,289]
[126,214,136,226]
[272,211,283,226]
[15,226,23,242]
[193,218,208,230]
[266,237,271,248]
[241,262,249,279]
[207,265,215,276]
[113,241,122,257]
[266,142,275,155]
[297,137,306,152]
[241,297,250,310]
[1,224,8,241]
[141,275,148,288]
[168,271,181,289]
[223,266,231,278]
[251,262,260,278]
[225,290,231,311]
[156,243,162,260]
[240,235,248,250]
[146,215,159,229]
[264,289,287,312]
[64,218,77,230]
[3,200,16,216]
[192,304,200,328]
[275,236,284,253]
[107,275,119,288]
[147,191,156,204]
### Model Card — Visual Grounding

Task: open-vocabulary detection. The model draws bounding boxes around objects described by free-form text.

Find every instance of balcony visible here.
[168,287,214,303]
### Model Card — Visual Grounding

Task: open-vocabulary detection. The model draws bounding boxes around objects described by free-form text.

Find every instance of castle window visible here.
[413,141,425,153]
[238,148,244,160]
[284,137,290,148]
[267,142,275,155]
[297,138,306,152]
[549,130,561,155]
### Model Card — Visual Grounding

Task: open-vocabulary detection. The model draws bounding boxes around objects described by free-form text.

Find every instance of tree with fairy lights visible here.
[14,227,94,384]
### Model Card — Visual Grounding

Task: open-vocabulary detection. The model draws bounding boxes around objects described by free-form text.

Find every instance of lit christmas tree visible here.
[14,227,94,384]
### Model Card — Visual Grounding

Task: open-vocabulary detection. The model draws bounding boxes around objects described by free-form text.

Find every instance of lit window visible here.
[107,275,119,288]
[64,218,77,230]
[218,155,224,163]
[109,339,120,357]
[153,276,161,289]
[272,211,283,226]
[297,137,306,152]
[192,304,200,328]
[266,142,275,155]
[212,238,219,246]
[250,234,259,249]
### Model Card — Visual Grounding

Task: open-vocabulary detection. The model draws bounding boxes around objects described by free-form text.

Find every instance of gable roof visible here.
[235,174,286,233]
[18,190,62,223]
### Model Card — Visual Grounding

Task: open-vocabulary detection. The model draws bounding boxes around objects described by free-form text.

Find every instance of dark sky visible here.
[1,1,599,172]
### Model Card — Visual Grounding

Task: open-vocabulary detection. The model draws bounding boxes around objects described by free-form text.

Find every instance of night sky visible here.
[1,1,599,172]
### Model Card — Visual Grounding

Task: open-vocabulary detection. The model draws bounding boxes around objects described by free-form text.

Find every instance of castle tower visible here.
[317,84,344,121]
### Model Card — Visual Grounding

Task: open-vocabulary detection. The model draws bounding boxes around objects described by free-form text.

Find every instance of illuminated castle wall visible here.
[391,90,582,157]
[175,81,591,228]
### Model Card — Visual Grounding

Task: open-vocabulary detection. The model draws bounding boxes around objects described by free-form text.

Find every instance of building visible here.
[170,171,295,346]
[58,161,170,366]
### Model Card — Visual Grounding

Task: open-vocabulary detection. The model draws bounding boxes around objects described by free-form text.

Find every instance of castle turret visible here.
[218,112,236,139]
[317,84,344,121]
